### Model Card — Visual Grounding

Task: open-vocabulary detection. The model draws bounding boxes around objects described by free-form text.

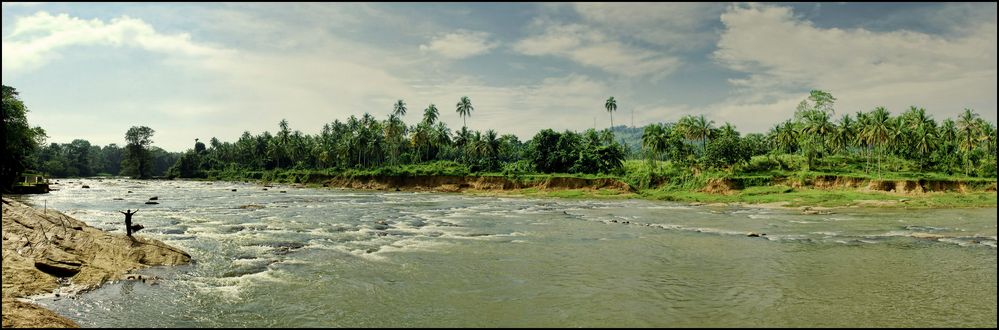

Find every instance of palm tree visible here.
[886,117,907,171]
[719,122,738,139]
[957,108,982,174]
[423,104,439,126]
[854,111,874,173]
[454,126,472,162]
[432,122,452,158]
[605,96,617,128]
[771,120,797,155]
[912,124,938,170]
[393,100,407,117]
[680,115,714,153]
[456,96,473,128]
[385,114,405,165]
[829,114,854,156]
[801,110,834,170]
[276,119,291,168]
[867,106,891,178]
[642,123,668,171]
[482,129,500,169]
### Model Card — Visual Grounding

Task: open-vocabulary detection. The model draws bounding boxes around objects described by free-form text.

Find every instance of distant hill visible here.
[609,125,644,159]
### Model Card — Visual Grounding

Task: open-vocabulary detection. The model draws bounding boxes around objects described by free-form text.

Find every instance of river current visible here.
[17,178,997,327]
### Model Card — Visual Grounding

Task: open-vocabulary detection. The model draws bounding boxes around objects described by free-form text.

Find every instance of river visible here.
[17,178,997,327]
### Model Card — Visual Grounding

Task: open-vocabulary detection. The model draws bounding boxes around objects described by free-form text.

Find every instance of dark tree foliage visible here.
[1,85,46,190]
[122,126,156,179]
[703,134,750,170]
[528,129,624,174]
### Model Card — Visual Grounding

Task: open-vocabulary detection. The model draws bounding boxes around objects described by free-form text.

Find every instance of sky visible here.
[2,2,996,152]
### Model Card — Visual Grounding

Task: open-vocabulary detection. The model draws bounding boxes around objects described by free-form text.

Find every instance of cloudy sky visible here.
[3,2,996,152]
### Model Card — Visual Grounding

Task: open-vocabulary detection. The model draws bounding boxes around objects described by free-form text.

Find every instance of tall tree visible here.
[957,108,983,175]
[66,139,95,177]
[680,115,714,154]
[456,96,473,128]
[829,114,854,155]
[771,120,798,155]
[423,104,439,126]
[800,110,834,170]
[867,106,891,178]
[393,99,407,117]
[642,123,668,172]
[796,89,837,119]
[2,85,47,189]
[605,96,617,128]
[122,126,156,179]
[276,119,291,169]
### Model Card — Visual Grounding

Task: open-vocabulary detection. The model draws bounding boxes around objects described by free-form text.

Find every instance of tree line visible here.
[2,85,179,186]
[166,97,627,179]
[2,84,995,192]
[639,90,997,178]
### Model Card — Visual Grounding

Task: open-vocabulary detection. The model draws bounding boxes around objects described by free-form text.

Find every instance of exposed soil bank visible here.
[2,197,192,328]
[320,175,635,193]
[706,176,997,195]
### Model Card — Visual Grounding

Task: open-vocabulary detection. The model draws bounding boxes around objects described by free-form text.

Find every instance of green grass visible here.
[636,186,995,208]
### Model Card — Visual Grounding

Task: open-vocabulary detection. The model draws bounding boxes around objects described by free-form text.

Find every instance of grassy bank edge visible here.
[190,167,997,209]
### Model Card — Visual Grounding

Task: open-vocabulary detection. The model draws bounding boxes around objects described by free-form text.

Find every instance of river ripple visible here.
[18,178,997,327]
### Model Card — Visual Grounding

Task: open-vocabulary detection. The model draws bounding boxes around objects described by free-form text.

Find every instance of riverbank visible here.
[1,197,192,328]
[295,173,996,209]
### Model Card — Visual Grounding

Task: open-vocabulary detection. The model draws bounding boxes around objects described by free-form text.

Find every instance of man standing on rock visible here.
[119,209,139,237]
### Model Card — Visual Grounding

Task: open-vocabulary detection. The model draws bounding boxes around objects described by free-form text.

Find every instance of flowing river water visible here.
[16,178,997,327]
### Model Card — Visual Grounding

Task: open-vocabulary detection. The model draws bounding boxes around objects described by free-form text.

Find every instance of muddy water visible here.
[19,178,997,327]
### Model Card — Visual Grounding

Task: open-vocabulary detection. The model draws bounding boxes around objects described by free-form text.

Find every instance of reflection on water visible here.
[19,178,998,327]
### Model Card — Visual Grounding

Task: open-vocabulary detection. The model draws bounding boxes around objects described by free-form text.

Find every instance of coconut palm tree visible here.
[886,117,907,171]
[423,104,439,126]
[482,129,500,169]
[719,122,739,139]
[680,115,714,153]
[456,96,473,128]
[801,110,834,170]
[854,111,875,173]
[642,123,668,171]
[957,109,982,174]
[605,97,617,128]
[867,106,891,178]
[385,113,406,165]
[829,114,854,156]
[912,123,938,170]
[393,100,407,117]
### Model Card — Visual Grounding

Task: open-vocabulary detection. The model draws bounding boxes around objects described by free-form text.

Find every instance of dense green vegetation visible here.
[162,96,628,179]
[1,86,47,190]
[2,85,180,185]
[4,84,995,205]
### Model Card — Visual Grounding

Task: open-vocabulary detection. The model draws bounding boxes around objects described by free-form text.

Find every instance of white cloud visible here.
[513,23,680,79]
[396,73,614,136]
[709,3,997,130]
[571,2,725,51]
[1,2,45,7]
[419,30,499,59]
[2,11,231,71]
